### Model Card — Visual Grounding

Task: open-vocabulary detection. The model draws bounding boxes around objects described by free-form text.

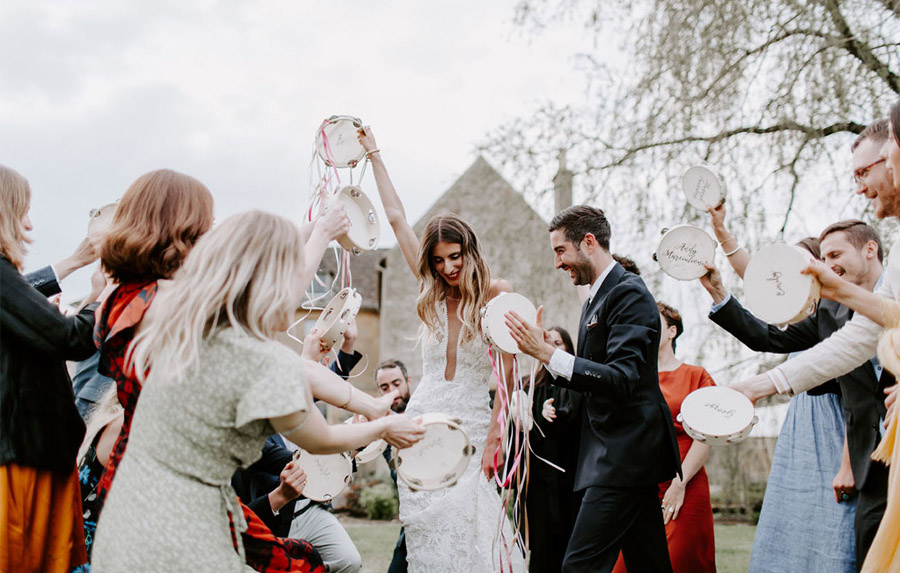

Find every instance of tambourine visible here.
[682,165,727,210]
[393,413,476,491]
[355,438,388,465]
[87,202,118,237]
[677,386,758,446]
[481,292,537,354]
[653,225,717,281]
[744,243,821,326]
[313,288,362,351]
[330,185,380,255]
[293,449,353,502]
[316,115,366,168]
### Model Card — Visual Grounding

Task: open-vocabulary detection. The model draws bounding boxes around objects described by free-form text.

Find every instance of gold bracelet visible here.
[365,148,380,158]
[718,235,735,246]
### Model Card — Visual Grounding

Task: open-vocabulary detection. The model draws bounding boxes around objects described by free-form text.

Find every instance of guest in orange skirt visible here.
[614,301,716,573]
[0,165,102,572]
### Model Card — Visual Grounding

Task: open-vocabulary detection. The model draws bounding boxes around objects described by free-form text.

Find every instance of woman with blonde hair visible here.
[91,210,423,571]
[359,127,524,571]
[0,165,101,572]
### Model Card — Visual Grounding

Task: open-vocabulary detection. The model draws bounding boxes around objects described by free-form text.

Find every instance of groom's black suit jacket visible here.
[554,263,681,490]
[710,296,891,490]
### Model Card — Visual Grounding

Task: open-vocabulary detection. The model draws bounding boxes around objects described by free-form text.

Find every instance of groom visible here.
[507,205,681,572]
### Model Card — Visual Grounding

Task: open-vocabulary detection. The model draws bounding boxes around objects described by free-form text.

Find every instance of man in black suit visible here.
[507,205,681,572]
[700,218,889,568]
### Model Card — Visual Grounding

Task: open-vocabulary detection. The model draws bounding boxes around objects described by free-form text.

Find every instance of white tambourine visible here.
[293,449,353,502]
[87,202,118,237]
[393,413,476,491]
[313,288,362,351]
[316,115,366,168]
[682,165,727,210]
[330,185,380,255]
[355,438,387,465]
[481,292,537,354]
[653,225,717,281]
[677,386,758,446]
[744,243,821,326]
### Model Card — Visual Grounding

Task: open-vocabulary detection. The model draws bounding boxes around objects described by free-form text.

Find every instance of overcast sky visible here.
[1,1,593,303]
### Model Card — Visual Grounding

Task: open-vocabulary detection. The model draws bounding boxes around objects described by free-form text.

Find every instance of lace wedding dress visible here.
[398,300,524,572]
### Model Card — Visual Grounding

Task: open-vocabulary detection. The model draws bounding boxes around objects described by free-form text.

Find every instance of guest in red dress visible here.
[614,301,716,573]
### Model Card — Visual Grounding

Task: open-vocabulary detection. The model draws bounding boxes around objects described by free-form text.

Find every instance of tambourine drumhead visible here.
[87,202,118,237]
[682,165,727,210]
[313,288,362,351]
[355,438,387,464]
[678,386,757,446]
[394,413,475,491]
[332,186,380,255]
[294,450,353,502]
[316,115,366,168]
[481,293,537,354]
[655,225,717,281]
[744,243,821,326]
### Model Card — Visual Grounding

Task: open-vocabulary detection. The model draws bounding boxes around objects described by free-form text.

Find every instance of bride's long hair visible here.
[128,211,304,385]
[415,214,491,343]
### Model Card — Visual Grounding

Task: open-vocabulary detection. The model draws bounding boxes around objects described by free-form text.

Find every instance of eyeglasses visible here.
[853,157,886,185]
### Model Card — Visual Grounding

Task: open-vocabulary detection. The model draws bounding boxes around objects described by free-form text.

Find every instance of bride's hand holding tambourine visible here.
[379,414,425,449]
[357,125,378,156]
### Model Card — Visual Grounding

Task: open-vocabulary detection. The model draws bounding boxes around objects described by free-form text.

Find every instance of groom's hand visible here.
[506,306,554,363]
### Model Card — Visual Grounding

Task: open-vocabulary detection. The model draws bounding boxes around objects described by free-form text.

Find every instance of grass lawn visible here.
[340,516,756,572]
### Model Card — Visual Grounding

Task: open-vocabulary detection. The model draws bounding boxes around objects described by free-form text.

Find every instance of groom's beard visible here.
[569,250,594,286]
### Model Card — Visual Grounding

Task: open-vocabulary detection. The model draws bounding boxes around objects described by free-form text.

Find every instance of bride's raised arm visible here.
[358,127,422,277]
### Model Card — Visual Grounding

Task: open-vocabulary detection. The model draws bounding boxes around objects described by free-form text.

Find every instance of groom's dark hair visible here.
[549,205,611,250]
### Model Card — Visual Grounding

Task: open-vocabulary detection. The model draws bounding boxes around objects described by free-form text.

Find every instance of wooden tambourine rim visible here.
[654,225,717,281]
[393,413,476,491]
[87,202,119,236]
[682,164,727,210]
[677,386,758,446]
[313,288,362,351]
[333,186,381,256]
[481,292,537,354]
[294,450,353,502]
[743,243,821,326]
[315,115,366,168]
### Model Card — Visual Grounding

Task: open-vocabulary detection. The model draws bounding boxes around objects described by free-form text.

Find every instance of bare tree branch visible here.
[822,0,900,93]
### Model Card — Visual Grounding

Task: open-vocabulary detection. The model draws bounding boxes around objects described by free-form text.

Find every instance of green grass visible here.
[340,516,756,572]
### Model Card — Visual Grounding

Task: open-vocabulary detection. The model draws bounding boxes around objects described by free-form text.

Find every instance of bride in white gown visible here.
[360,127,524,572]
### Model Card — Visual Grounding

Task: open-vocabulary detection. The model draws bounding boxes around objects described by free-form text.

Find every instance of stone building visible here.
[378,156,583,385]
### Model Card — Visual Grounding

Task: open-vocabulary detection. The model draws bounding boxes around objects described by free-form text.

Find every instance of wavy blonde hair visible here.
[0,165,32,269]
[128,211,304,386]
[416,214,491,343]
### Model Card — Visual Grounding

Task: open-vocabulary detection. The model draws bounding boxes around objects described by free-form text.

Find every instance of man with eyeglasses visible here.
[730,118,895,570]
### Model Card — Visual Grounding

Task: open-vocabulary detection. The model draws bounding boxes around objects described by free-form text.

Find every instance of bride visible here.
[360,127,524,572]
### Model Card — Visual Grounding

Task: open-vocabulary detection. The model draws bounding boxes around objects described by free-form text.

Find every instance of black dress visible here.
[522,371,583,572]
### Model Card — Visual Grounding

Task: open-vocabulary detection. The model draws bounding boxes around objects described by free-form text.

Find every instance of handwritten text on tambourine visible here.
[664,242,705,265]
[703,401,736,418]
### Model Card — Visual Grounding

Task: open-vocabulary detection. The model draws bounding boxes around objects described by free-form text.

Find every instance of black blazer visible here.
[710,296,890,489]
[553,263,681,490]
[0,256,97,472]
